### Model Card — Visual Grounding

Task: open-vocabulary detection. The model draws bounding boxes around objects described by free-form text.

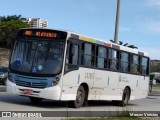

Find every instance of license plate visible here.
[23,89,33,94]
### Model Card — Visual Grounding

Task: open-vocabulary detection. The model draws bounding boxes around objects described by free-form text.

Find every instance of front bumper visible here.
[6,80,61,100]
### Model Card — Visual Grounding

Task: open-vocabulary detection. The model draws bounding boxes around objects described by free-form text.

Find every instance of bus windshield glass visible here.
[10,38,64,75]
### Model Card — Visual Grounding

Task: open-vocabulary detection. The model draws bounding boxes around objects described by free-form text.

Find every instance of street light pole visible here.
[114,0,121,44]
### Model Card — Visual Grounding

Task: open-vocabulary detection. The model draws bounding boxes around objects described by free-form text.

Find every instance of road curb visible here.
[149,94,160,96]
[148,91,160,96]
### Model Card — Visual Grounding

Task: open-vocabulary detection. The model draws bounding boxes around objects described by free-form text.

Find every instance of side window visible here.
[81,43,95,66]
[96,46,107,68]
[69,44,78,65]
[141,57,149,75]
[120,52,129,72]
[131,55,140,74]
[65,42,79,71]
[108,49,119,70]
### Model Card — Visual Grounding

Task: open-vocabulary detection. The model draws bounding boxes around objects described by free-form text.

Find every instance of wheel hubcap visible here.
[76,91,83,103]
[124,92,128,104]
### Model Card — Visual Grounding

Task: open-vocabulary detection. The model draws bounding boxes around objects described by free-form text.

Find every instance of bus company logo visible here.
[85,72,95,80]
[119,75,129,83]
[2,112,12,117]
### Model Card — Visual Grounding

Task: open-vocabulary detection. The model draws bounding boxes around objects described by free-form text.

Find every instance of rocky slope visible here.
[0,48,10,66]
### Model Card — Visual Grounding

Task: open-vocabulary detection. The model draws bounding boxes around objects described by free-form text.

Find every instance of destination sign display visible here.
[18,29,67,39]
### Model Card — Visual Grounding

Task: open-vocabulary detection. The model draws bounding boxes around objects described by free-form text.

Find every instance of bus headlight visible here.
[52,74,61,86]
[0,74,5,77]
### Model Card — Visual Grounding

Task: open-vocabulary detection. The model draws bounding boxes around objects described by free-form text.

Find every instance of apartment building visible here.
[21,17,48,28]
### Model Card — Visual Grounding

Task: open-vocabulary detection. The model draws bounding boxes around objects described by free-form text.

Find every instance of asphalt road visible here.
[0,91,160,120]
[1,84,160,119]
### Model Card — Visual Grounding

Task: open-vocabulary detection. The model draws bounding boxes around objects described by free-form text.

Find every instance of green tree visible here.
[0,15,29,49]
[110,40,138,49]
[0,15,22,22]
[150,60,160,72]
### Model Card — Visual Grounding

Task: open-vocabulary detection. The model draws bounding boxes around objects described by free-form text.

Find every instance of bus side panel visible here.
[139,76,149,91]
[93,69,122,100]
[61,68,124,101]
[61,70,79,100]
[61,67,149,101]
[118,73,149,100]
[61,67,94,100]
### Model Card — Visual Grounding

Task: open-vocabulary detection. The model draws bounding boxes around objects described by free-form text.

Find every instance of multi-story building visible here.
[21,17,48,28]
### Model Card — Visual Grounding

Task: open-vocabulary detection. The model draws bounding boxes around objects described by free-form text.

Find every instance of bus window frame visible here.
[119,51,130,73]
[141,56,150,75]
[64,37,150,77]
[81,42,95,67]
[96,46,108,69]
[64,38,80,73]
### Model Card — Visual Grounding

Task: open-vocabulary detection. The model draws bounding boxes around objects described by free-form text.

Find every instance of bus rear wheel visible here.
[112,87,130,107]
[120,87,130,107]
[29,97,43,104]
[69,85,85,108]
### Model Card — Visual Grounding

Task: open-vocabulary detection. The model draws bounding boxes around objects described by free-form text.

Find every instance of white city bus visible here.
[7,28,150,108]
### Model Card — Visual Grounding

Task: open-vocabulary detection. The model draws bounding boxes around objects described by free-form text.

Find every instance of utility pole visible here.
[114,0,121,44]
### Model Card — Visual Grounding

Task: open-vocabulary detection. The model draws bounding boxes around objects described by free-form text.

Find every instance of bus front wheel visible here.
[69,85,86,108]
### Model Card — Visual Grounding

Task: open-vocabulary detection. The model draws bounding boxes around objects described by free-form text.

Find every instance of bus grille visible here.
[15,80,48,89]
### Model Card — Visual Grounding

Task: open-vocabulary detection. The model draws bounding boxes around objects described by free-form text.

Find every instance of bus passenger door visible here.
[62,41,80,99]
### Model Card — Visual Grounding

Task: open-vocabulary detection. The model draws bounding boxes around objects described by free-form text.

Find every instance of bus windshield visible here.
[10,38,64,75]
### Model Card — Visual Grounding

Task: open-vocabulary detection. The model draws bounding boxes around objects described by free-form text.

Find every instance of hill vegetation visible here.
[150,60,160,73]
[0,15,29,49]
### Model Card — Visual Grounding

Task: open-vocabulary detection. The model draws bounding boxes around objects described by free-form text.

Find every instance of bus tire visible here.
[112,87,130,107]
[69,85,85,108]
[120,87,130,107]
[29,97,43,104]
